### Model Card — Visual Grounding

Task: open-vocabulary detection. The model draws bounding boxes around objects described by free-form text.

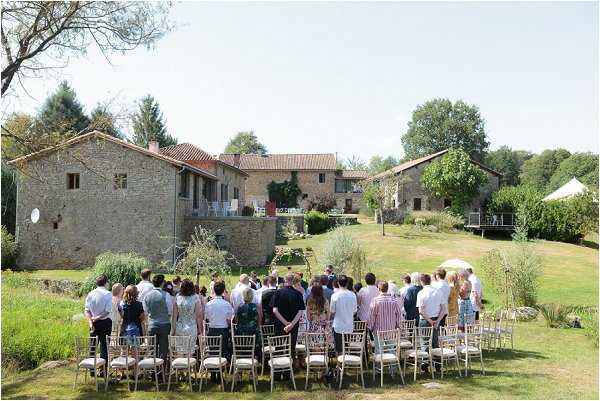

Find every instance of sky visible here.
[5,1,599,163]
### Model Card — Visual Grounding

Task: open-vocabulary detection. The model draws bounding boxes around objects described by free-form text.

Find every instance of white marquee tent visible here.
[542,177,588,201]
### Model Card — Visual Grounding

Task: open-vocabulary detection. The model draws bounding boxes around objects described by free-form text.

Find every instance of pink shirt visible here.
[357,285,380,322]
[368,294,403,333]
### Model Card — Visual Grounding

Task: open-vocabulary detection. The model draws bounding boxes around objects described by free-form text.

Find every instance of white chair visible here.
[167,335,196,391]
[457,323,485,375]
[229,199,239,216]
[499,310,516,350]
[221,201,230,216]
[208,201,220,216]
[337,332,365,390]
[431,325,462,378]
[260,325,275,376]
[398,319,416,361]
[198,335,227,392]
[267,334,296,392]
[304,332,329,390]
[404,326,434,381]
[373,329,405,387]
[230,335,258,392]
[105,336,136,391]
[132,335,165,392]
[73,336,107,392]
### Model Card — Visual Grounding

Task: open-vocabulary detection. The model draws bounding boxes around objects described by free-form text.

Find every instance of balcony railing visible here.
[466,212,515,227]
[179,198,246,217]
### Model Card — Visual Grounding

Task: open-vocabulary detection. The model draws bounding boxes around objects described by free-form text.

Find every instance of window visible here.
[335,179,356,193]
[220,184,228,201]
[444,198,452,208]
[318,173,326,183]
[413,197,422,211]
[67,173,80,190]
[113,173,127,189]
[302,193,308,199]
[291,171,298,181]
[180,171,189,197]
[345,199,352,211]
[233,187,239,199]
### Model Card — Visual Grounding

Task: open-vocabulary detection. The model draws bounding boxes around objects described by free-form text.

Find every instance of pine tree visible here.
[37,81,90,134]
[131,95,177,148]
[89,105,122,138]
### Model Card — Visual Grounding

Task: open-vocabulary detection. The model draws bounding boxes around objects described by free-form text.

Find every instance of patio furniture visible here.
[431,326,462,378]
[304,332,329,390]
[198,335,227,392]
[404,326,434,381]
[457,323,485,375]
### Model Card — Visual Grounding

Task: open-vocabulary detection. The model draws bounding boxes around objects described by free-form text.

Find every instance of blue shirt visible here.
[143,287,170,326]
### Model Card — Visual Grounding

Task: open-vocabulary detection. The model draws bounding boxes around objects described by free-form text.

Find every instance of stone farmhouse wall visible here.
[15,138,180,269]
[276,215,305,237]
[244,170,336,206]
[334,192,363,213]
[182,216,276,267]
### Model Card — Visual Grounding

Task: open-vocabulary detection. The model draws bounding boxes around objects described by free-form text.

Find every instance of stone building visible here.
[218,153,367,213]
[370,149,501,218]
[9,131,275,269]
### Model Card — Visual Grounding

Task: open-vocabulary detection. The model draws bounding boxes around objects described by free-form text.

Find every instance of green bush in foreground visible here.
[304,210,329,234]
[80,252,150,295]
[1,275,87,371]
[1,225,18,269]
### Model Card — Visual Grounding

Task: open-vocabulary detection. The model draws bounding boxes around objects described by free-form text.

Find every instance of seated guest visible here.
[368,281,403,353]
[119,285,145,342]
[205,281,234,361]
[84,275,112,373]
[143,274,171,361]
[329,275,357,355]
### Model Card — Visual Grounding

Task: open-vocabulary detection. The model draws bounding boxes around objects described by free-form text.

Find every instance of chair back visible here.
[260,324,275,347]
[107,335,130,357]
[169,335,195,361]
[446,315,458,327]
[199,335,222,360]
[353,320,367,334]
[304,332,328,360]
[342,332,365,359]
[75,336,100,362]
[465,323,483,348]
[132,335,158,361]
[400,319,416,341]
[232,335,256,361]
[439,325,459,349]
[267,334,292,359]
[416,326,434,351]
[375,329,400,356]
[501,309,515,331]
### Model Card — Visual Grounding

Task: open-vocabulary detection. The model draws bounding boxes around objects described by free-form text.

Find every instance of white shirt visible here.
[84,286,112,319]
[416,285,444,318]
[231,283,259,311]
[432,279,450,306]
[399,284,410,298]
[387,281,399,297]
[205,297,234,328]
[357,285,379,321]
[469,274,482,312]
[137,280,154,310]
[330,289,357,334]
[165,292,174,316]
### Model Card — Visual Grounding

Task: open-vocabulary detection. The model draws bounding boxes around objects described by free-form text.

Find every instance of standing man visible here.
[260,275,278,325]
[325,265,336,290]
[357,273,379,323]
[329,275,357,356]
[205,281,234,363]
[416,274,446,372]
[84,274,112,374]
[368,281,403,353]
[143,274,171,361]
[270,273,305,361]
[137,269,154,309]
[466,268,483,320]
[231,274,258,312]
[249,271,261,290]
[403,272,423,323]
[432,268,450,326]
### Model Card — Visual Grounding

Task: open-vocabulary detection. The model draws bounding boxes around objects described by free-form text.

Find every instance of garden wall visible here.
[276,215,305,236]
[182,216,276,267]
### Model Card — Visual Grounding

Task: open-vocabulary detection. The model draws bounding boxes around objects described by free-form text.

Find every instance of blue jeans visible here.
[418,317,439,353]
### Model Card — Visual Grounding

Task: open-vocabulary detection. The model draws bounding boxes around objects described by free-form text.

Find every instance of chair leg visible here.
[134,367,139,392]
[252,366,257,392]
[220,367,225,392]
[291,367,297,390]
[188,367,193,392]
[479,352,485,375]
[338,366,344,390]
[95,368,98,392]
[413,359,417,382]
[380,363,384,387]
[270,370,274,392]
[230,367,236,392]
[305,365,310,390]
[73,368,79,390]
[167,367,172,391]
[360,365,365,389]
[198,369,204,393]
[155,369,160,392]
[104,368,109,392]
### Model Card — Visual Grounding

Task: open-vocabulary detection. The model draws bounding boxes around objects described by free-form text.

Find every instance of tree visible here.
[421,148,488,215]
[361,174,400,236]
[484,146,533,186]
[368,155,400,175]
[224,131,267,154]
[401,98,490,161]
[547,152,599,192]
[339,155,367,171]
[37,81,89,135]
[1,2,172,96]
[89,104,122,138]
[1,164,17,234]
[519,149,571,191]
[131,95,177,148]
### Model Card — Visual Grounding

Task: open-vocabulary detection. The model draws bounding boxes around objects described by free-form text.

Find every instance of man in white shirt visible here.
[416,274,446,355]
[357,273,379,322]
[205,281,234,361]
[84,274,112,366]
[330,275,357,355]
[230,274,259,312]
[136,269,154,310]
[432,268,451,325]
[467,268,483,320]
[399,274,412,298]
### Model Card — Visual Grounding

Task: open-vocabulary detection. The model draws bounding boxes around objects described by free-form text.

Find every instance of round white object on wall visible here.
[31,208,40,223]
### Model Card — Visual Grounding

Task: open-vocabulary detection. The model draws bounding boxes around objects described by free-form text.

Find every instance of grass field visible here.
[2,220,598,399]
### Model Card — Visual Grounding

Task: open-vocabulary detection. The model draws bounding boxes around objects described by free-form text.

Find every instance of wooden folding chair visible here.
[197,335,227,392]
[372,329,405,387]
[304,332,329,390]
[230,335,258,392]
[167,335,196,391]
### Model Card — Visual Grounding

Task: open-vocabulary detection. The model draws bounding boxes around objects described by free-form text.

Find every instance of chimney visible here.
[148,140,159,153]
[233,153,241,168]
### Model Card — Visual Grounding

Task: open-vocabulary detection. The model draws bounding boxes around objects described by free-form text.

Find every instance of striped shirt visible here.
[368,294,403,333]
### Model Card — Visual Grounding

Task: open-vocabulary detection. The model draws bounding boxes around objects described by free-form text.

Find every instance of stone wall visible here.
[334,192,363,213]
[276,215,305,237]
[15,137,181,269]
[244,170,336,206]
[182,216,276,267]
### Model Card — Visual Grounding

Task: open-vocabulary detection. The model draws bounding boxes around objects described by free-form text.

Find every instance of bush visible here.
[321,225,367,280]
[304,210,330,234]
[173,226,232,279]
[402,211,464,232]
[241,205,254,216]
[1,225,18,269]
[80,252,150,295]
[536,303,576,328]
[304,193,336,213]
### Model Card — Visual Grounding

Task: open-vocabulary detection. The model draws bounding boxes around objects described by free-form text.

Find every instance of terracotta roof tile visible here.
[337,170,369,179]
[159,143,216,161]
[218,153,337,170]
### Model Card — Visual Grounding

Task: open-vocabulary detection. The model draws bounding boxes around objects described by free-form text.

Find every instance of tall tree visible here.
[368,155,399,175]
[340,155,367,171]
[1,2,172,96]
[224,131,267,154]
[519,149,571,191]
[37,81,89,135]
[421,148,488,215]
[484,146,533,186]
[89,105,122,138]
[402,98,490,161]
[547,152,599,192]
[131,95,176,148]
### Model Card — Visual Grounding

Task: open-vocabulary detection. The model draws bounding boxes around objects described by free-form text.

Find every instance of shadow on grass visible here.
[482,348,547,361]
[581,239,599,250]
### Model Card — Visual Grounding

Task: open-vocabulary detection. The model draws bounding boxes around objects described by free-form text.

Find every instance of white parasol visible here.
[439,259,474,270]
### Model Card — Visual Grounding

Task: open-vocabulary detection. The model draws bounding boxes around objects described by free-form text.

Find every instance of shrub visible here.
[321,225,367,280]
[241,205,254,216]
[173,226,232,280]
[305,193,336,213]
[267,179,301,208]
[80,252,150,295]
[402,211,464,232]
[536,304,576,328]
[1,225,18,269]
[304,210,330,234]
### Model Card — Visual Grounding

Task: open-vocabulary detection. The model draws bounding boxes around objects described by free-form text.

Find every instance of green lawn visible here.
[2,220,598,399]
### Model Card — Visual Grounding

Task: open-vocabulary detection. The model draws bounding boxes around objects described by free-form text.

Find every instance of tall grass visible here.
[403,211,464,231]
[1,273,87,371]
